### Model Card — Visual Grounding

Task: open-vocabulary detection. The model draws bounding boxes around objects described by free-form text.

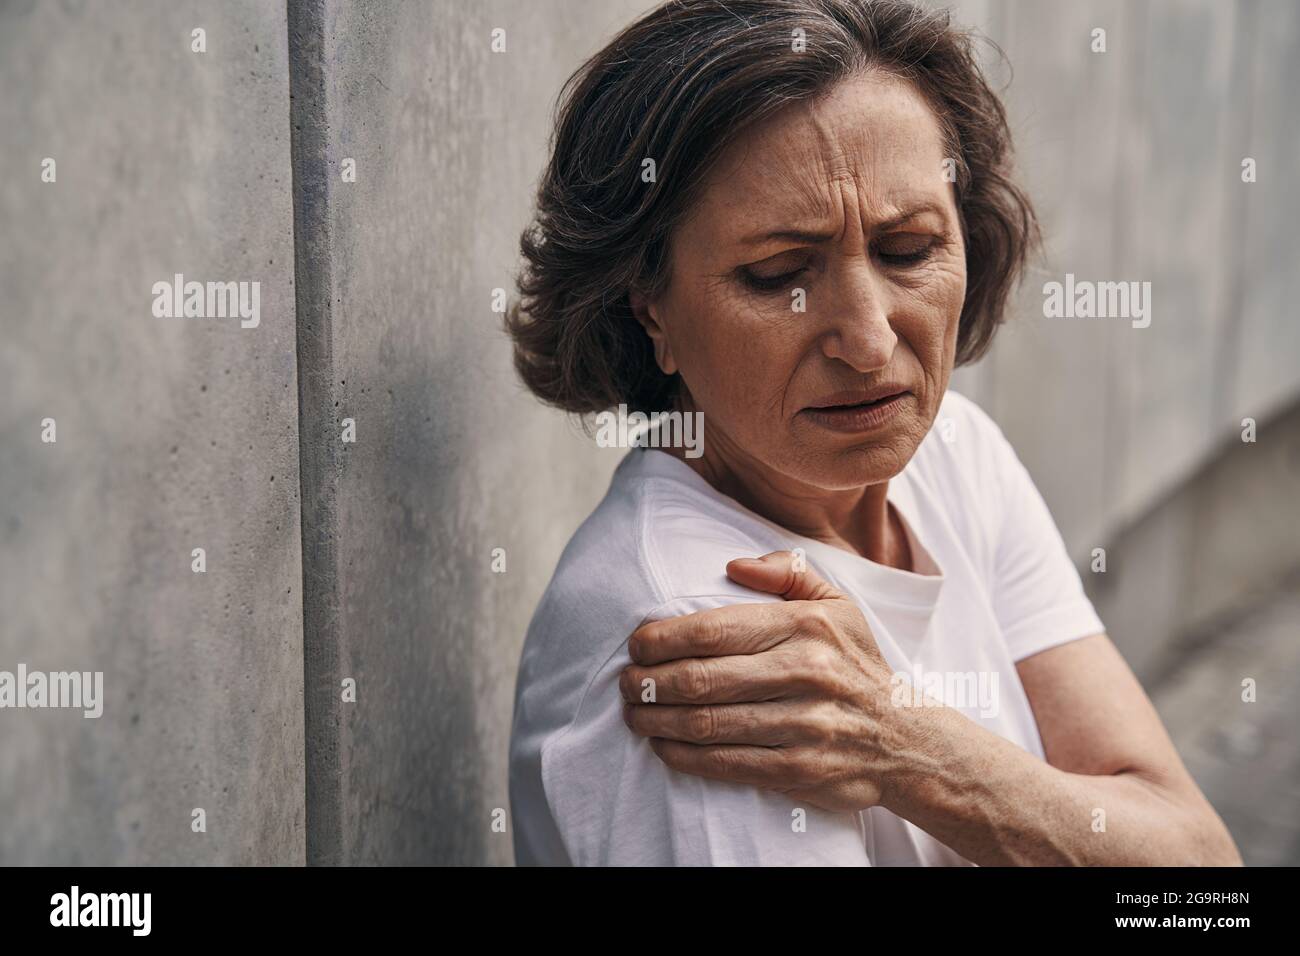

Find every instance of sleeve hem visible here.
[1002,603,1106,663]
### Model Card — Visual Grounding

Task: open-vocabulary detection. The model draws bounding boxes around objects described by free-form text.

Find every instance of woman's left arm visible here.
[621,551,1242,866]
[879,633,1242,865]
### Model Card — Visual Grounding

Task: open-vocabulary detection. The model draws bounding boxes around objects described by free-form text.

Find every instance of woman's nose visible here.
[817,265,898,373]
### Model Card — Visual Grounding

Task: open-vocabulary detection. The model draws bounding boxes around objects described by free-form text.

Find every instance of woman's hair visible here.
[506,0,1038,417]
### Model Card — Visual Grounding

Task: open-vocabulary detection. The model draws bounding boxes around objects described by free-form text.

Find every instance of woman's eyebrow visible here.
[738,227,838,246]
[737,202,948,246]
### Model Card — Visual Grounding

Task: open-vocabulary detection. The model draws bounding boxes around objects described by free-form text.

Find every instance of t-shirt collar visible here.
[624,447,945,609]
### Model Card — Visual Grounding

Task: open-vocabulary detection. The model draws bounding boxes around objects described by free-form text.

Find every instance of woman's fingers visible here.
[619,650,794,705]
[627,553,863,666]
[628,601,800,664]
[645,738,809,792]
[624,699,832,748]
[725,550,844,601]
[646,736,877,813]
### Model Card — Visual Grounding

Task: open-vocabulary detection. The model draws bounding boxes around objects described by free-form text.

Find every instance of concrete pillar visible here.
[0,0,304,864]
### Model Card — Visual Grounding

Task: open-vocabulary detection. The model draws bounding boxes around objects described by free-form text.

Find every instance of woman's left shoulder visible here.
[931,388,1007,444]
[910,388,1014,488]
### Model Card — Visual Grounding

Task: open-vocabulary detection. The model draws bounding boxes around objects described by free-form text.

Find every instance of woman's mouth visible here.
[801,389,912,433]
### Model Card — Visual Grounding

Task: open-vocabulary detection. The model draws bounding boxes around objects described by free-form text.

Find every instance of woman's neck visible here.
[654,416,914,572]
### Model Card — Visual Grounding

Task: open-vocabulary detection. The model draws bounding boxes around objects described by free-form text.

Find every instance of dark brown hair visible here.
[506,0,1038,416]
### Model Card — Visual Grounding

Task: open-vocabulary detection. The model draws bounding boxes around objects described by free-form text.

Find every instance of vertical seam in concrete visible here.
[1101,0,1148,535]
[1210,0,1258,423]
[287,0,343,866]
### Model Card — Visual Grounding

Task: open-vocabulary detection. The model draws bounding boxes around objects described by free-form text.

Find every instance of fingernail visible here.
[622,703,633,728]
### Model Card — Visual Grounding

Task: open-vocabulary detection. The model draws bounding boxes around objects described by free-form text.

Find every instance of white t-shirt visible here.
[508,389,1104,866]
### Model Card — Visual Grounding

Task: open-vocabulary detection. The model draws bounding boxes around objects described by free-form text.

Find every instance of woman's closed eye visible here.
[737,235,940,294]
[740,265,808,293]
[738,251,812,293]
[874,233,937,267]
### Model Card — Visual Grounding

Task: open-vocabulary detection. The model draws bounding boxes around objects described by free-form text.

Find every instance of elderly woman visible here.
[505,0,1240,866]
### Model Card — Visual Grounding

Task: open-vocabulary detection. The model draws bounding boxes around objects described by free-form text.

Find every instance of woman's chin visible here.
[781,420,924,486]
[775,444,916,491]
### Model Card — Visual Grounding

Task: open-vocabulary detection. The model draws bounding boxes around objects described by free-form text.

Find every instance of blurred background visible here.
[2,0,1296,865]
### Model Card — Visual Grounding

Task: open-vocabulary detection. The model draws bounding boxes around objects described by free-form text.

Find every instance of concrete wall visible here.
[1088,397,1300,681]
[948,0,1300,549]
[943,0,1300,675]
[289,0,646,865]
[2,0,1296,866]
[0,0,304,864]
[0,0,648,869]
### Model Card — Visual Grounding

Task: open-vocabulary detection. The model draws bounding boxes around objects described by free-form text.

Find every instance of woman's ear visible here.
[628,290,678,375]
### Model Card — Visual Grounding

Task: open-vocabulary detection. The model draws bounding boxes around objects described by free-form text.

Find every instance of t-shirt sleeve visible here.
[979,410,1106,662]
[539,593,872,866]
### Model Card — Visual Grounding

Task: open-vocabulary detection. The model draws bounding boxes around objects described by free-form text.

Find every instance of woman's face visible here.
[634,69,967,492]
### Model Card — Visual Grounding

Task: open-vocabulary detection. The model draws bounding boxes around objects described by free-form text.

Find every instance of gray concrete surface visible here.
[1086,395,1300,682]
[1148,582,1300,867]
[0,1,304,863]
[291,0,647,865]
[949,0,1300,556]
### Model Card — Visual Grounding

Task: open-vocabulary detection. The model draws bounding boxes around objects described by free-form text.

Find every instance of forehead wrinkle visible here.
[766,152,840,222]
[742,101,912,235]
[706,121,838,229]
[812,72,952,213]
[762,103,860,222]
[693,73,954,247]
